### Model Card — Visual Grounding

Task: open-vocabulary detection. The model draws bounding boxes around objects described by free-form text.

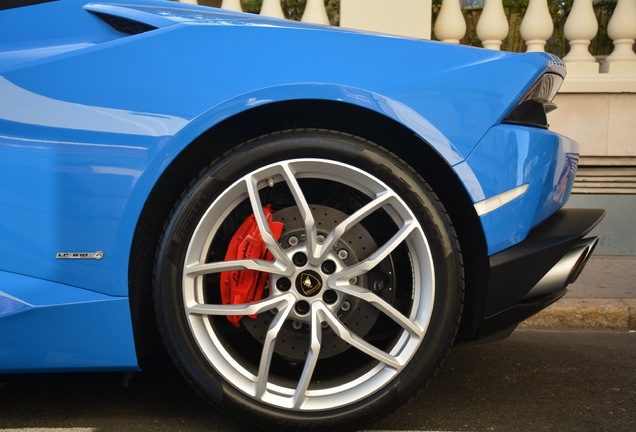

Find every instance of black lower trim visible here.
[475,289,568,343]
[470,208,604,343]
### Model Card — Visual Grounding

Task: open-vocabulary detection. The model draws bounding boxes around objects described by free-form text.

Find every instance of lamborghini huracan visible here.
[0,0,604,430]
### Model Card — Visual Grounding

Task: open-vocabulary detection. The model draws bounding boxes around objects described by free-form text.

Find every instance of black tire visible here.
[154,130,463,431]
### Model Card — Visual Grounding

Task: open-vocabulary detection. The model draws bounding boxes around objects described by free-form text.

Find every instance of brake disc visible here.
[242,205,395,362]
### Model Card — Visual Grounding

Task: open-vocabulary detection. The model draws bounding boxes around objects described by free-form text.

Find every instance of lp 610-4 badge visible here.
[56,251,104,260]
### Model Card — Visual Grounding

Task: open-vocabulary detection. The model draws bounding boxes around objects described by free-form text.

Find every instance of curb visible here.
[519,298,636,331]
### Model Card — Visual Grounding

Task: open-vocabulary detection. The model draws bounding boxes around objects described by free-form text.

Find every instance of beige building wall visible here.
[549,93,636,194]
[550,94,636,158]
[340,0,432,39]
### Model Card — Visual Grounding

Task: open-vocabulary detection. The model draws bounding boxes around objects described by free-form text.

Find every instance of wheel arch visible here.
[128,98,488,360]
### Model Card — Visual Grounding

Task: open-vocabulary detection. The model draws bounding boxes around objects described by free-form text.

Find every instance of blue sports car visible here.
[0,0,604,430]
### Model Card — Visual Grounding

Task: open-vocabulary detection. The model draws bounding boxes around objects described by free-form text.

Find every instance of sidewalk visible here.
[520,256,636,330]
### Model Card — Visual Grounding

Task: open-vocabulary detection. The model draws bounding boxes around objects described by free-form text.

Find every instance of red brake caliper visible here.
[221,204,284,327]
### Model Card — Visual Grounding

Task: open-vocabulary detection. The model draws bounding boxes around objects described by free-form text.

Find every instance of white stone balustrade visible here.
[434,0,466,45]
[563,0,600,74]
[260,0,285,19]
[220,0,242,12]
[302,0,330,25]
[601,0,636,74]
[519,0,553,52]
[476,0,509,50]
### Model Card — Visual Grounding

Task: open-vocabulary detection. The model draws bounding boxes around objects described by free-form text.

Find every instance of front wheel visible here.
[154,130,463,431]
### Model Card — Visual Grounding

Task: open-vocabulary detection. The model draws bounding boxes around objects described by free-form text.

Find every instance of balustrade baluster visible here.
[302,0,331,25]
[476,0,509,50]
[563,0,599,74]
[220,0,243,12]
[260,0,285,19]
[600,0,636,74]
[434,0,466,44]
[520,0,553,52]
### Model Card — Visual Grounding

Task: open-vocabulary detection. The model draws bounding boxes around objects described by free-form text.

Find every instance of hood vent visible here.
[90,11,157,35]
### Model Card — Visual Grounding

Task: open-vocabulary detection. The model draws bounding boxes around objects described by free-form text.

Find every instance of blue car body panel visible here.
[0,271,138,372]
[464,124,578,254]
[0,0,579,371]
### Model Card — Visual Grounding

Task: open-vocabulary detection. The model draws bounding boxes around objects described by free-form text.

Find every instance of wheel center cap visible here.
[295,270,323,297]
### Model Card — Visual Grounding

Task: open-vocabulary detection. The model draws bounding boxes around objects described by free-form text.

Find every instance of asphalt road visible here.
[1,330,634,432]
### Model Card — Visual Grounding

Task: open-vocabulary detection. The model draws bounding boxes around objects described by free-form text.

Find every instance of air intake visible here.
[91,11,157,35]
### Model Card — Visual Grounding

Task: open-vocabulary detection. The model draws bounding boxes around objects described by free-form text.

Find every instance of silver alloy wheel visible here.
[181,158,435,411]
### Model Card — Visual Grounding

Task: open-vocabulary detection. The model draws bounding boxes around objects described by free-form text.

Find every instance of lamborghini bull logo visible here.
[299,272,322,296]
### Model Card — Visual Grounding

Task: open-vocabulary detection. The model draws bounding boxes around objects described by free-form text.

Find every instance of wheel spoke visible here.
[280,162,319,264]
[288,304,323,409]
[336,219,419,279]
[245,175,290,266]
[334,283,424,336]
[256,304,293,399]
[184,259,290,278]
[315,192,393,261]
[187,293,295,316]
[319,304,403,370]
